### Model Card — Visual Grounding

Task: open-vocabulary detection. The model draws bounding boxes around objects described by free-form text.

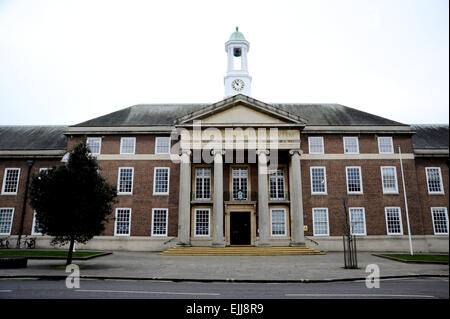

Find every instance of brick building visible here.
[0,29,448,252]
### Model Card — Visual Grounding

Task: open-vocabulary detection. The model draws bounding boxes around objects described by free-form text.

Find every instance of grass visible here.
[0,250,106,259]
[381,254,449,263]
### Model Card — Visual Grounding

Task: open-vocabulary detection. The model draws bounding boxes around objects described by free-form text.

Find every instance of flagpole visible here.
[398,145,414,255]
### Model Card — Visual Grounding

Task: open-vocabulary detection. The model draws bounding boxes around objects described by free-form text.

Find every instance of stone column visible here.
[177,149,191,246]
[257,149,270,246]
[212,149,225,247]
[289,149,305,246]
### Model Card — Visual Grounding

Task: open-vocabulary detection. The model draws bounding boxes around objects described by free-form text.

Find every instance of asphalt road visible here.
[0,277,448,299]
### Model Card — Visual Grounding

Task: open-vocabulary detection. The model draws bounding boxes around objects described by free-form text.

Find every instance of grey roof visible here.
[411,124,449,149]
[73,102,405,127]
[0,126,68,150]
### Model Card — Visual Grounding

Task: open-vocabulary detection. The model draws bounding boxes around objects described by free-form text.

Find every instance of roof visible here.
[229,27,246,41]
[0,126,68,150]
[410,124,449,149]
[73,100,406,127]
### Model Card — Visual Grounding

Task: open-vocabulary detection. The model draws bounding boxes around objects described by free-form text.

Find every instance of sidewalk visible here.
[0,251,448,283]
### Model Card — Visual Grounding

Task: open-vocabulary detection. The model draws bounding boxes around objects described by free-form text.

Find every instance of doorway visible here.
[230,212,251,245]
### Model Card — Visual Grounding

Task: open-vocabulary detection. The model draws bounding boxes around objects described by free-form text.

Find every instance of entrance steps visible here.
[160,246,325,256]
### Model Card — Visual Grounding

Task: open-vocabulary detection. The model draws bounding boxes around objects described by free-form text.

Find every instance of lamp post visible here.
[398,146,413,255]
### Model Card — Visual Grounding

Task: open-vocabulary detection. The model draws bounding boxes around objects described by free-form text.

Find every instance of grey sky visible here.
[0,0,448,125]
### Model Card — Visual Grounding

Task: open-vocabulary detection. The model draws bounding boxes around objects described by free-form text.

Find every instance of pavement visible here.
[0,251,448,283]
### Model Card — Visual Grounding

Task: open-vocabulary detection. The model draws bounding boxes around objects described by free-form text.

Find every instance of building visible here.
[0,29,448,252]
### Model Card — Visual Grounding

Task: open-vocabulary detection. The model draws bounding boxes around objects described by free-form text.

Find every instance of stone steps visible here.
[160,246,325,256]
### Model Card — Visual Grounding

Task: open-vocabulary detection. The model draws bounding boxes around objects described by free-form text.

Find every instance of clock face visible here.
[231,79,245,91]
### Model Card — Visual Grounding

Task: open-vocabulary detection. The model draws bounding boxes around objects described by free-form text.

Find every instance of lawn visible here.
[0,250,108,259]
[381,254,449,263]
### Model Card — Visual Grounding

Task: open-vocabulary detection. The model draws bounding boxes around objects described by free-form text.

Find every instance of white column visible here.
[227,46,233,72]
[177,149,191,246]
[289,149,305,246]
[241,46,248,72]
[257,149,270,246]
[212,149,225,247]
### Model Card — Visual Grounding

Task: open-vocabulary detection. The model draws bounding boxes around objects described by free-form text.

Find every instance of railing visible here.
[305,236,319,245]
[0,236,36,249]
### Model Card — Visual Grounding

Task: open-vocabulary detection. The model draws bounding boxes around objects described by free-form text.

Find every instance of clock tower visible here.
[224,27,252,97]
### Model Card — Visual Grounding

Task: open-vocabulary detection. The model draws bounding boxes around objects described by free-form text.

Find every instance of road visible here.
[0,277,448,299]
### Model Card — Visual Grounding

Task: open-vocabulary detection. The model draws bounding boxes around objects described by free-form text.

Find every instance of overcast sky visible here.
[0,0,448,126]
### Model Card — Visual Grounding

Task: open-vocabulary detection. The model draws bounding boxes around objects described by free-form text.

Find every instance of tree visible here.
[29,141,117,265]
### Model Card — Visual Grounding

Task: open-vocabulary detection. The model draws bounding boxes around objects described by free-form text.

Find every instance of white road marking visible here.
[0,290,12,293]
[75,289,220,296]
[285,293,435,298]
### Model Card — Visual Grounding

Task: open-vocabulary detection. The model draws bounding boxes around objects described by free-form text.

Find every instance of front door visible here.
[230,212,251,245]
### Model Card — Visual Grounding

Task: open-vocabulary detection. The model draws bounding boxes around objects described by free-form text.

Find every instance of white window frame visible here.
[378,136,394,154]
[431,207,449,235]
[346,166,363,194]
[86,137,102,155]
[308,136,324,154]
[117,167,134,195]
[120,137,136,155]
[31,210,43,236]
[155,137,171,155]
[114,208,131,236]
[349,207,367,236]
[343,136,359,154]
[151,208,168,237]
[194,208,210,237]
[1,168,21,195]
[312,208,330,236]
[310,166,327,195]
[194,167,212,200]
[269,168,286,200]
[232,167,248,200]
[384,207,403,235]
[153,167,170,195]
[0,207,14,235]
[380,166,399,194]
[425,167,444,195]
[270,208,287,237]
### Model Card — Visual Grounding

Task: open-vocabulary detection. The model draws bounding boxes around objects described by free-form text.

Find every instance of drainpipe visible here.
[16,159,34,248]
[398,146,413,255]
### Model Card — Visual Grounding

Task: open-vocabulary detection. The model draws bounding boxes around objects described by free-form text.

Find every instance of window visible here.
[39,168,49,173]
[155,137,171,154]
[349,208,366,235]
[378,137,394,154]
[86,137,101,155]
[120,137,136,154]
[0,208,14,235]
[232,168,248,200]
[152,208,168,236]
[308,137,324,154]
[194,208,210,237]
[195,168,211,200]
[385,207,403,235]
[425,167,444,194]
[1,168,20,195]
[32,211,43,235]
[269,168,286,200]
[431,207,449,235]
[310,167,327,195]
[270,208,287,236]
[117,167,134,195]
[153,167,170,195]
[381,166,399,194]
[114,208,131,236]
[313,208,329,236]
[343,137,359,154]
[346,167,363,194]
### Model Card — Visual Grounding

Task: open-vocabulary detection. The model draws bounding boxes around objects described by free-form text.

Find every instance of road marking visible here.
[285,293,435,298]
[0,290,12,293]
[75,289,220,296]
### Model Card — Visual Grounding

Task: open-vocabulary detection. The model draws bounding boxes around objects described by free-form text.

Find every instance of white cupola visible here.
[224,27,252,98]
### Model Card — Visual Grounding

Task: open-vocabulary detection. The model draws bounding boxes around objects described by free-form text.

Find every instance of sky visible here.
[0,0,448,125]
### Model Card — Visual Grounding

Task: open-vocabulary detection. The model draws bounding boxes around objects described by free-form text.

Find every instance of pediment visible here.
[174,94,306,126]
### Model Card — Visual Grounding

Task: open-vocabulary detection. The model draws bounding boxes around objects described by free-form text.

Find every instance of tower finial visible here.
[236,26,239,32]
